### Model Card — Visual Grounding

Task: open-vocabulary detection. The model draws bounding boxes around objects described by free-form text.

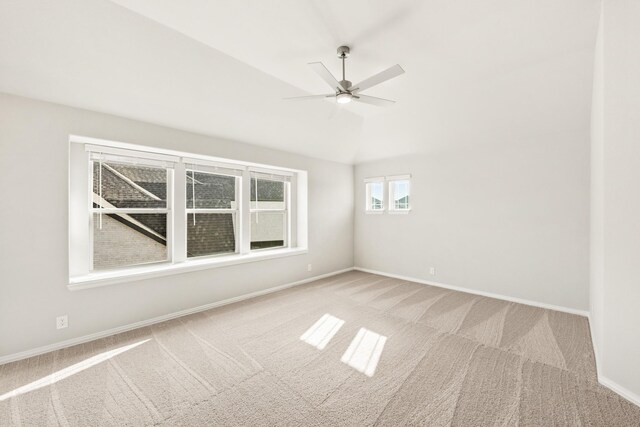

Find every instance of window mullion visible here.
[241,169,251,254]
[234,177,241,254]
[249,208,286,213]
[165,168,174,264]
[87,157,94,273]
[173,161,187,263]
[90,208,169,214]
[286,181,291,248]
[186,208,237,214]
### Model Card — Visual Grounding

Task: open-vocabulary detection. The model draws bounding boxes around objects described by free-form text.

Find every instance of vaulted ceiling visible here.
[0,0,601,163]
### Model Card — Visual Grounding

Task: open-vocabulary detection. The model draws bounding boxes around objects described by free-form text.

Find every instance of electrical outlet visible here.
[56,315,68,330]
[429,267,435,276]
[307,264,312,272]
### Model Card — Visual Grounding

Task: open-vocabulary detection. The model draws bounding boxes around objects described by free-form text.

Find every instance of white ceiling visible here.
[1,0,601,163]
[0,0,362,163]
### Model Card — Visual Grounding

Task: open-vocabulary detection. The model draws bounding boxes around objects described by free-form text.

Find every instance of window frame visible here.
[69,135,308,290]
[364,178,385,214]
[185,167,241,258]
[388,176,411,213]
[89,155,175,272]
[249,171,291,251]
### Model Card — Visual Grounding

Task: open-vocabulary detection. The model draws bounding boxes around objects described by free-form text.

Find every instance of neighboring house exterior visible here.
[395,195,409,209]
[92,163,284,270]
[93,214,167,270]
[368,195,409,210]
[371,196,383,210]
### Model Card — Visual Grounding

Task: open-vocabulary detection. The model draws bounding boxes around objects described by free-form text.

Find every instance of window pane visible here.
[92,213,167,270]
[93,162,167,209]
[251,211,285,249]
[392,180,410,209]
[251,178,285,210]
[367,182,384,210]
[187,213,236,257]
[186,172,236,209]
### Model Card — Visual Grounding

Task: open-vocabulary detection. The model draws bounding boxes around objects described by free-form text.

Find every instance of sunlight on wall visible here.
[0,339,151,401]
[299,313,345,350]
[341,328,387,377]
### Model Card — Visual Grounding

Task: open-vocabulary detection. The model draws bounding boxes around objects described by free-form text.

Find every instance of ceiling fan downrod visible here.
[337,46,352,92]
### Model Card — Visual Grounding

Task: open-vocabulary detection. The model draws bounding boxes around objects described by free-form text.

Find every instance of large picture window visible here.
[69,136,307,287]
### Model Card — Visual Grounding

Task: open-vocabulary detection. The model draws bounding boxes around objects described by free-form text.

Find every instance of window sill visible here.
[68,247,308,291]
[389,209,411,214]
[365,210,385,215]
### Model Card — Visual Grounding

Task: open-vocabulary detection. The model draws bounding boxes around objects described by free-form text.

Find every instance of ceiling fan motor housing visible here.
[337,45,350,58]
[339,80,352,92]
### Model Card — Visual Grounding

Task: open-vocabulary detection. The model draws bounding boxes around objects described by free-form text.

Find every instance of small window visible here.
[389,178,410,211]
[91,158,171,271]
[186,168,240,258]
[365,180,384,212]
[250,172,289,250]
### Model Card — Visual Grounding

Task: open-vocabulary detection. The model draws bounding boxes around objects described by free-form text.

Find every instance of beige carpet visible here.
[1,271,639,426]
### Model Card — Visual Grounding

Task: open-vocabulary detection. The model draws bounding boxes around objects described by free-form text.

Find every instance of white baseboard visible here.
[598,375,640,408]
[0,267,354,365]
[356,267,640,407]
[354,267,589,317]
[588,313,603,378]
[588,314,640,408]
[5,264,638,409]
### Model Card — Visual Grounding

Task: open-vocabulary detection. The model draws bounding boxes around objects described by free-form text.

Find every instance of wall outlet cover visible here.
[56,315,68,330]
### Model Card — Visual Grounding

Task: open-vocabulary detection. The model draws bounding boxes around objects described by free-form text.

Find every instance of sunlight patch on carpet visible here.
[341,328,387,377]
[300,313,345,350]
[0,339,151,401]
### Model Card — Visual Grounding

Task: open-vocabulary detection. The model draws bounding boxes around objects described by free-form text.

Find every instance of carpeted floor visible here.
[1,271,639,426]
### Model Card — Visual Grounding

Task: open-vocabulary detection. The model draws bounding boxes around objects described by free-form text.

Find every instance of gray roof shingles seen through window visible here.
[93,164,285,259]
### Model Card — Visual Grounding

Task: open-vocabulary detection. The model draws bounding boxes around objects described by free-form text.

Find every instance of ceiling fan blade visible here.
[283,94,335,101]
[308,62,345,92]
[350,64,404,93]
[353,94,396,107]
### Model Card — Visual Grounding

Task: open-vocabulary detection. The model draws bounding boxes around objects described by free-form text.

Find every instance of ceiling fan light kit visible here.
[336,92,353,104]
[284,45,405,107]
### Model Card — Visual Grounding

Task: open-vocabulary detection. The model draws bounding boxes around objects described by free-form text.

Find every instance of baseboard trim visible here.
[0,267,354,365]
[588,315,640,408]
[355,267,640,407]
[354,266,589,317]
[3,264,638,407]
[588,313,603,378]
[598,375,640,408]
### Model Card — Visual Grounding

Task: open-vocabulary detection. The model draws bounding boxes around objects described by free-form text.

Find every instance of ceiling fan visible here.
[284,46,405,106]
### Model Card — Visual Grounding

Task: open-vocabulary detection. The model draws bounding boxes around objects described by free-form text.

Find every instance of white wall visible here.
[589,1,605,370]
[590,0,640,402]
[355,129,591,311]
[0,93,354,358]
